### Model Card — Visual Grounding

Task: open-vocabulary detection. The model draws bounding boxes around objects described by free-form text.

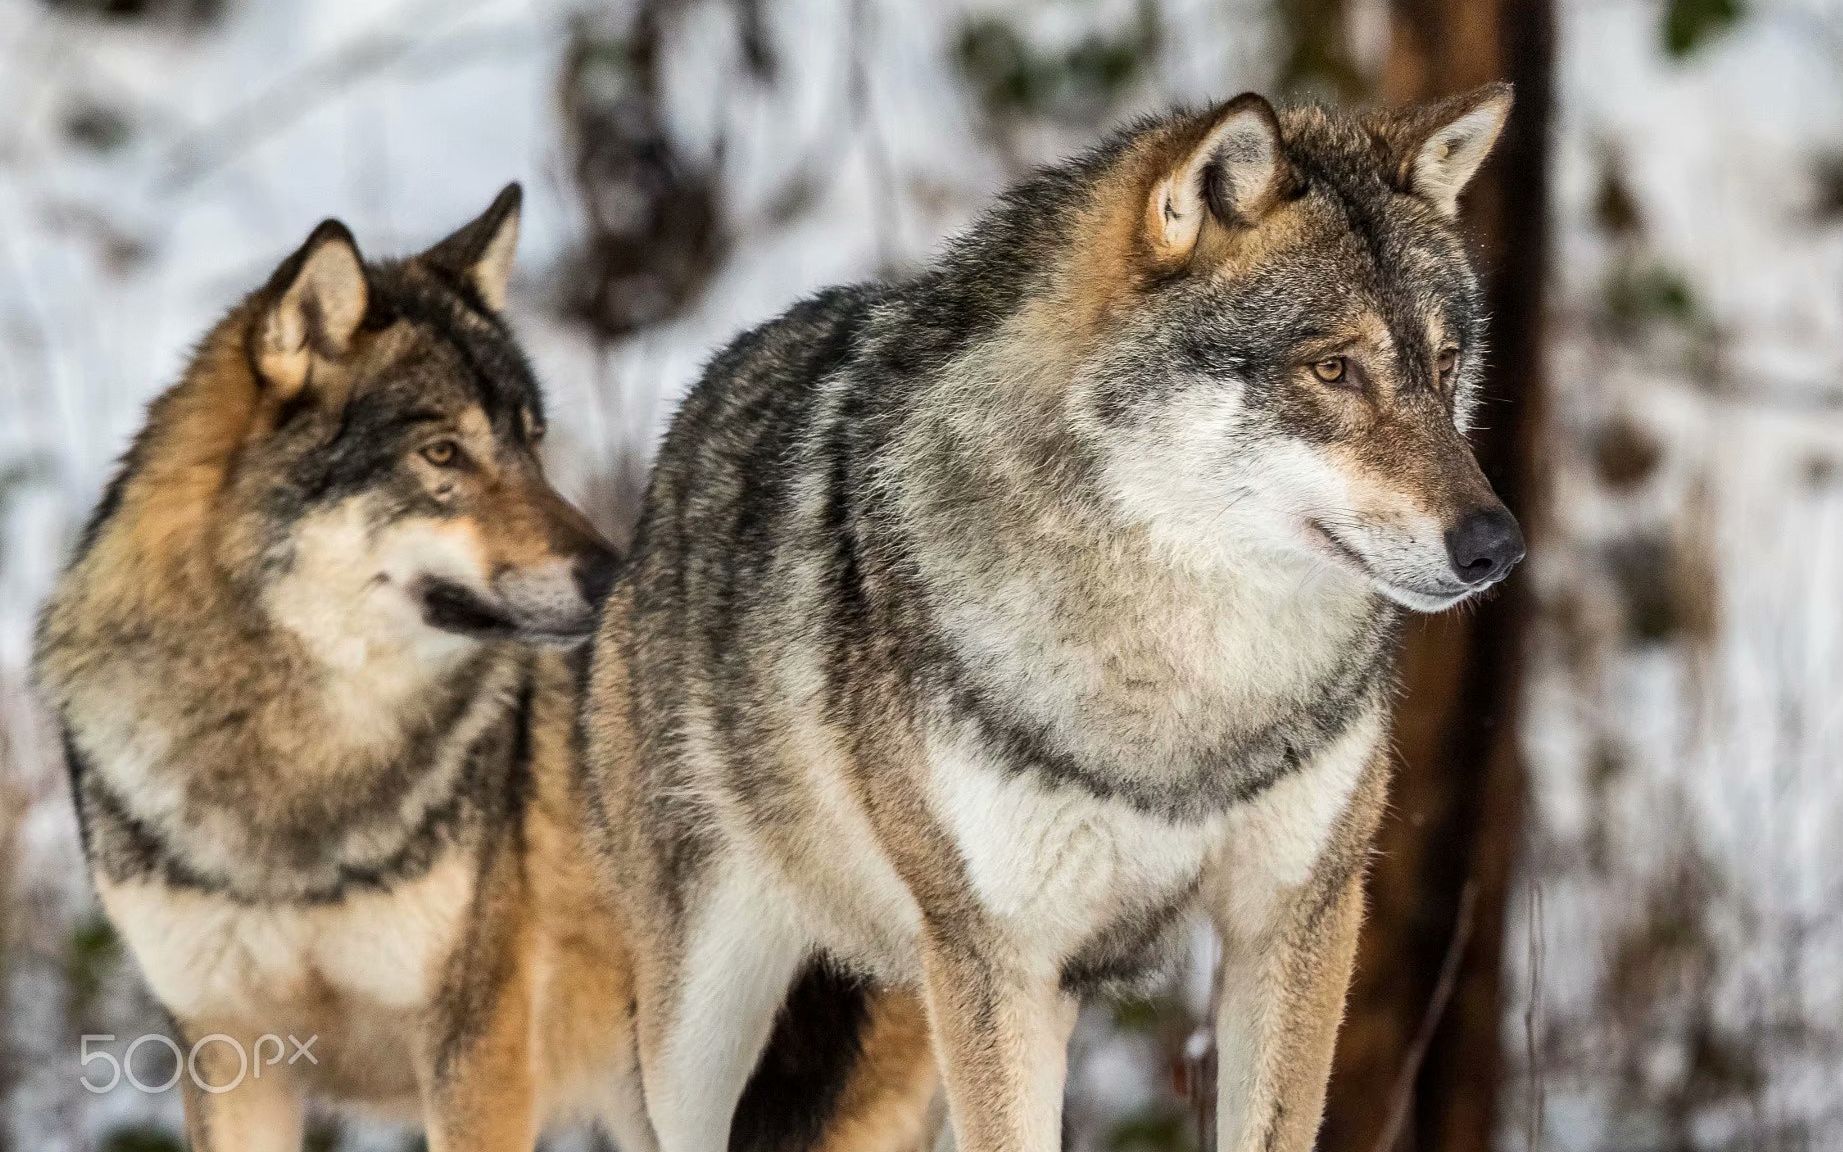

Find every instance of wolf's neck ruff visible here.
[62,624,530,903]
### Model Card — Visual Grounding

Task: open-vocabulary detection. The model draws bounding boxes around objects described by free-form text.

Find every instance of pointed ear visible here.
[423,183,522,311]
[256,220,368,398]
[1396,83,1513,216]
[1148,94,1296,262]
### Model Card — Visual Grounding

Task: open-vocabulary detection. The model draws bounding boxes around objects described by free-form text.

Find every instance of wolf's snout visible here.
[1444,507,1525,588]
[574,548,621,609]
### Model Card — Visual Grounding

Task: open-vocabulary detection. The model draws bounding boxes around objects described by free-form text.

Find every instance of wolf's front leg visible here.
[178,1025,305,1152]
[1205,733,1387,1152]
[1211,872,1365,1152]
[918,924,1077,1152]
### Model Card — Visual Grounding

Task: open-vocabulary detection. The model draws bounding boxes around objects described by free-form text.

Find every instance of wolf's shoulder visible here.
[685,284,883,411]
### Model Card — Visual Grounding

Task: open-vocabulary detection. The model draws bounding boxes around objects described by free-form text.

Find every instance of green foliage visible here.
[1660,0,1746,59]
[1107,1104,1197,1152]
[1603,262,1699,332]
[64,910,121,1028]
[98,1125,183,1152]
[1813,151,1843,221]
[954,1,1159,124]
[1275,0,1367,98]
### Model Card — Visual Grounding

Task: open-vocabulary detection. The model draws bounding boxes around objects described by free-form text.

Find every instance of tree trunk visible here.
[1320,3,1555,1151]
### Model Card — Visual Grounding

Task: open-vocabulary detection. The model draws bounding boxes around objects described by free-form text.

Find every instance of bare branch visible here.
[1369,880,1480,1152]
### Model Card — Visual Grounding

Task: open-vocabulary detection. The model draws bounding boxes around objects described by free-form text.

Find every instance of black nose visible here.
[573,547,622,608]
[1444,507,1525,587]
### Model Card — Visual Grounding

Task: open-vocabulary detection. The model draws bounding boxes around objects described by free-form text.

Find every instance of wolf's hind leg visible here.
[806,985,938,1152]
[636,858,810,1152]
[733,968,939,1152]
[416,974,539,1152]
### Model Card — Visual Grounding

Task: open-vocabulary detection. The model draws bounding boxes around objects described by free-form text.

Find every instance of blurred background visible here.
[2,0,1841,1149]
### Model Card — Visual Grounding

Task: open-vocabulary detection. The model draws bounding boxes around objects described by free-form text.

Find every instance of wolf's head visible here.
[208,186,618,652]
[1049,87,1523,611]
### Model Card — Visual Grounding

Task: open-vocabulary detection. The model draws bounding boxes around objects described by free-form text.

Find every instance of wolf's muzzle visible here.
[1444,506,1525,588]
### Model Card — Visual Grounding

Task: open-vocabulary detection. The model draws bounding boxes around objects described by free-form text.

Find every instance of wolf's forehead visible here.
[1308,197,1475,330]
[1228,216,1466,340]
[369,273,542,423]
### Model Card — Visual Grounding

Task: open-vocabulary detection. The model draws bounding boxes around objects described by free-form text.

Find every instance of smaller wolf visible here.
[34,190,935,1152]
[586,86,1524,1152]
[34,187,647,1151]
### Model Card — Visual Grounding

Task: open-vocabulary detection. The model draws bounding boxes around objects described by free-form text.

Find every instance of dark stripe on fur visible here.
[69,658,534,905]
[926,615,1397,819]
[430,665,537,1082]
[1060,876,1201,994]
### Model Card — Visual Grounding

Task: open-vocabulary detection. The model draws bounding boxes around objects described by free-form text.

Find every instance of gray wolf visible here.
[35,188,933,1152]
[584,85,1523,1152]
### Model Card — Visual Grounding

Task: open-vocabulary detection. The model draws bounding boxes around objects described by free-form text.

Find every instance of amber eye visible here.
[1311,357,1349,385]
[1436,347,1460,379]
[420,439,460,467]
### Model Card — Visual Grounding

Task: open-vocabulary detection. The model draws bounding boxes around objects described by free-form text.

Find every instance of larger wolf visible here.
[585,86,1524,1152]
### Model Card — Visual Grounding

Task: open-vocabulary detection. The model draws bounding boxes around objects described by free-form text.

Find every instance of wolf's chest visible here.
[929,734,1222,966]
[95,852,476,1024]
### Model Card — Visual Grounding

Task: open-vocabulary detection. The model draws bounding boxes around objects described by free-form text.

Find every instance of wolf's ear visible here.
[257,219,368,398]
[423,183,521,311]
[1393,83,1512,217]
[1149,94,1295,261]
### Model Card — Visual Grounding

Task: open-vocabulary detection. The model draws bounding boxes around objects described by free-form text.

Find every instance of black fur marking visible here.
[371,264,539,429]
[926,611,1396,820]
[72,660,534,906]
[428,672,536,1089]
[420,578,520,639]
[1061,879,1200,994]
[730,958,874,1152]
[60,726,96,859]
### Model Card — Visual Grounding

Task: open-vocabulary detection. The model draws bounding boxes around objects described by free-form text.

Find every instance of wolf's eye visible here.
[420,439,460,468]
[1437,347,1460,380]
[1311,357,1349,385]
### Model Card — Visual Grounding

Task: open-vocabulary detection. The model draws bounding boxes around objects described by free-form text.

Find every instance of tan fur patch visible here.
[812,991,938,1152]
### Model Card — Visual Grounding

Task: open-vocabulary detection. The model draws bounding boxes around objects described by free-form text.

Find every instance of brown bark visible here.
[1321,3,1555,1151]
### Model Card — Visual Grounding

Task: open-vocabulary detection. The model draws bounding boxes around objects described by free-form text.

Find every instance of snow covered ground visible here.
[2,0,1841,1148]
[1505,2,1843,1148]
